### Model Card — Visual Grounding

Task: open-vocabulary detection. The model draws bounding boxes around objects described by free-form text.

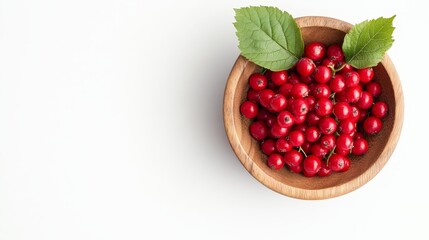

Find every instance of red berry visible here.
[261,139,277,155]
[306,95,317,111]
[333,102,352,120]
[305,126,321,143]
[345,85,362,103]
[329,75,346,93]
[240,101,259,118]
[336,134,353,151]
[291,83,310,98]
[357,67,374,83]
[247,89,260,102]
[344,71,360,87]
[335,148,349,156]
[293,123,307,133]
[315,98,334,116]
[257,108,270,121]
[249,121,268,141]
[328,154,349,172]
[300,75,314,84]
[354,132,364,140]
[304,42,326,61]
[270,94,287,112]
[372,101,388,118]
[277,111,295,128]
[249,73,268,90]
[271,70,288,86]
[288,130,305,147]
[365,82,382,98]
[356,91,373,110]
[338,62,353,74]
[338,118,356,135]
[310,143,329,158]
[322,58,335,68]
[363,116,383,135]
[301,141,312,154]
[303,155,322,176]
[276,138,292,153]
[288,163,303,173]
[312,83,331,99]
[326,44,344,62]
[291,98,310,116]
[267,153,285,170]
[350,106,360,122]
[352,138,369,155]
[314,66,332,83]
[270,123,290,138]
[265,114,277,128]
[318,163,332,177]
[294,114,307,124]
[320,134,336,150]
[278,83,294,97]
[319,117,337,135]
[284,149,303,167]
[296,57,316,77]
[306,111,321,126]
[259,89,275,108]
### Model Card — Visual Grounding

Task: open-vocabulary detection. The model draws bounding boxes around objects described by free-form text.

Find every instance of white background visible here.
[0,0,426,239]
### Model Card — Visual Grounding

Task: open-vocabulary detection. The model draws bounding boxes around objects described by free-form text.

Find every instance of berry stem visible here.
[298,146,308,158]
[260,68,267,74]
[329,63,346,75]
[326,146,336,165]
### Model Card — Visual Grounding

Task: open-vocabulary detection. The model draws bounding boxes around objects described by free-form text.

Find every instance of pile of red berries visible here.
[240,42,388,177]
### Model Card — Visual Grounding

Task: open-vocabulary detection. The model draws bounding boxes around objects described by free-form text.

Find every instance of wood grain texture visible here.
[223,16,404,200]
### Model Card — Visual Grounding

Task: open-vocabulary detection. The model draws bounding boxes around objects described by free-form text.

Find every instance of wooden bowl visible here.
[223,16,404,200]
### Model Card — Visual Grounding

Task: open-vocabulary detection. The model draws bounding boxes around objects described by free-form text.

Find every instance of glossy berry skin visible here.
[333,102,352,120]
[338,62,353,74]
[311,143,329,158]
[320,134,336,150]
[247,89,260,103]
[276,138,292,153]
[327,44,344,62]
[356,91,373,110]
[284,149,303,167]
[240,101,259,118]
[306,95,317,111]
[335,148,349,156]
[322,58,335,68]
[336,134,353,151]
[249,121,268,141]
[294,114,307,124]
[363,116,383,135]
[271,70,288,86]
[352,138,369,155]
[306,111,321,126]
[265,114,277,128]
[305,126,321,143]
[259,89,275,108]
[319,117,337,135]
[318,164,333,177]
[345,85,362,103]
[270,123,289,138]
[291,83,310,98]
[354,132,364,140]
[344,71,360,87]
[350,106,360,122]
[267,153,285,170]
[315,98,334,116]
[277,110,295,128]
[329,75,346,92]
[291,98,310,116]
[269,94,287,112]
[304,42,326,61]
[372,101,388,118]
[365,82,382,98]
[338,118,356,135]
[357,67,374,83]
[288,163,303,173]
[312,83,331,99]
[249,73,268,90]
[261,139,277,155]
[288,130,305,147]
[328,154,348,172]
[314,66,332,83]
[303,155,322,176]
[279,83,294,98]
[296,57,316,77]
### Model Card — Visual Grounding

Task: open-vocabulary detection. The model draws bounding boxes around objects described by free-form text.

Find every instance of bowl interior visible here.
[226,17,398,196]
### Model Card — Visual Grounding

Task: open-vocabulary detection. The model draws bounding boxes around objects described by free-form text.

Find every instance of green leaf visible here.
[343,16,395,69]
[234,6,304,71]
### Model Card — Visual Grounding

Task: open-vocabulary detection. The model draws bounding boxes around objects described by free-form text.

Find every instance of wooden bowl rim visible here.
[223,16,404,200]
